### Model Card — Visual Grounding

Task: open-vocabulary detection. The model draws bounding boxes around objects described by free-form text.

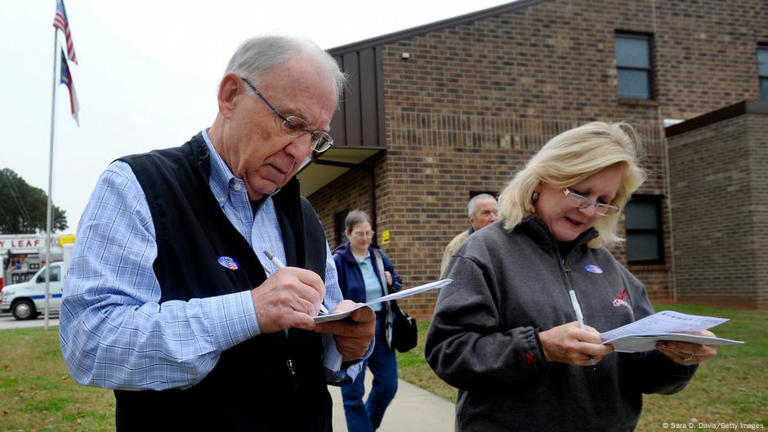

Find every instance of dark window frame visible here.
[334,210,349,249]
[625,194,664,265]
[759,44,768,101]
[615,31,654,101]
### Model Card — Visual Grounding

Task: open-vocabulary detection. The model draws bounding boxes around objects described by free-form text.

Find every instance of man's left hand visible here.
[315,300,376,361]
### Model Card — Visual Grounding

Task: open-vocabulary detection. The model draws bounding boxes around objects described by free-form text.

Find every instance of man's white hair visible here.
[467,193,497,217]
[225,34,346,98]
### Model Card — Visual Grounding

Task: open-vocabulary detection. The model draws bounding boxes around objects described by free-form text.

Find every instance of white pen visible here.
[569,289,597,367]
[264,249,329,316]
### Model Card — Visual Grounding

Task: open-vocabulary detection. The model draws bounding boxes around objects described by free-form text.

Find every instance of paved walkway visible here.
[329,374,455,431]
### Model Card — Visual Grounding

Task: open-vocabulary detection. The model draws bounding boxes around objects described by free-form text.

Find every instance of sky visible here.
[0,0,513,235]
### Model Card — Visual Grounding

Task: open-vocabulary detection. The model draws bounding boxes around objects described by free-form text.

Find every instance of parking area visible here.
[0,312,59,330]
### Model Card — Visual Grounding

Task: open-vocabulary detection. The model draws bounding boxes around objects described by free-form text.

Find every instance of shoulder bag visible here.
[372,248,417,353]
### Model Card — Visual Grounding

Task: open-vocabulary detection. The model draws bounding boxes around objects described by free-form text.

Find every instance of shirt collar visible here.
[202,129,282,207]
[202,129,237,208]
[354,250,371,264]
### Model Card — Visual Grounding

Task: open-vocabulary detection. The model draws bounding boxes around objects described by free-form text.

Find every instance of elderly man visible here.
[60,35,375,431]
[440,194,499,275]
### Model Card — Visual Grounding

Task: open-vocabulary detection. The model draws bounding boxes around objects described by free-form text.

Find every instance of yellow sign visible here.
[381,230,390,247]
[59,234,76,246]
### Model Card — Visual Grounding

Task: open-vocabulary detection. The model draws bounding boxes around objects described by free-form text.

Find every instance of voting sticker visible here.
[217,256,240,270]
[585,264,603,274]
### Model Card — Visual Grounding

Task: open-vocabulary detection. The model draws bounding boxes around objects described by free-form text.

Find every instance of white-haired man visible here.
[60,35,375,431]
[440,194,499,275]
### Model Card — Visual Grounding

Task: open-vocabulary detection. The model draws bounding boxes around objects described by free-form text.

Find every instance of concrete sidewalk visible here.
[329,375,455,431]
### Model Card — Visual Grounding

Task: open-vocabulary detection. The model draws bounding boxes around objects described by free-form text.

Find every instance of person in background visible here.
[426,122,718,431]
[440,193,499,275]
[333,209,402,432]
[59,34,375,432]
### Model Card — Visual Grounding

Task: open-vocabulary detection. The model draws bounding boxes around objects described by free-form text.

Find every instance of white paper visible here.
[607,333,744,353]
[314,279,452,323]
[601,310,744,353]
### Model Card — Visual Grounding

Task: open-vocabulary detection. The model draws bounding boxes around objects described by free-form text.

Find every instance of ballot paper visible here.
[601,310,744,353]
[314,279,452,323]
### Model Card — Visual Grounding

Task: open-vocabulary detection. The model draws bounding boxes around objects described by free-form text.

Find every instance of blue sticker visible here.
[217,256,239,270]
[585,264,603,274]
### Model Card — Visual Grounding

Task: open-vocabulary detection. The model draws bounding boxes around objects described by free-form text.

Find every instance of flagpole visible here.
[44,28,60,331]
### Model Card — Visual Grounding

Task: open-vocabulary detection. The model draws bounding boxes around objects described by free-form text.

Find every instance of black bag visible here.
[372,249,418,353]
[389,299,418,353]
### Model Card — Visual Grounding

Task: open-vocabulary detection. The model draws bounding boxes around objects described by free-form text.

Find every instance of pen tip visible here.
[263,249,274,260]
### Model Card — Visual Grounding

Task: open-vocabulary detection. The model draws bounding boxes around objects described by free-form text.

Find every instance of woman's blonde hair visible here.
[498,121,647,248]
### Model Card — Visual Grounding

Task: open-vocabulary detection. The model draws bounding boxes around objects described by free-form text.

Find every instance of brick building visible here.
[667,101,768,309]
[298,0,768,316]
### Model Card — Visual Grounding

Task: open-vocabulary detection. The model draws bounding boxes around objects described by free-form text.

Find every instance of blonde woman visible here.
[426,122,717,431]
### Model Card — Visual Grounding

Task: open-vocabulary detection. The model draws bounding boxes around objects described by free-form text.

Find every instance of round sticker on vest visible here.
[585,264,603,274]
[217,256,240,270]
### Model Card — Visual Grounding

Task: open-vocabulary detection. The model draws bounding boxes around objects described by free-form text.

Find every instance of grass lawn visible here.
[0,327,114,431]
[0,304,764,431]
[396,304,767,431]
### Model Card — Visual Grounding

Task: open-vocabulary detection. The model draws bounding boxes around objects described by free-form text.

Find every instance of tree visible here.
[0,168,68,234]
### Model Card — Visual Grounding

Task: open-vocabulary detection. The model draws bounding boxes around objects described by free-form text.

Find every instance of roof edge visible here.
[666,100,768,138]
[328,0,547,55]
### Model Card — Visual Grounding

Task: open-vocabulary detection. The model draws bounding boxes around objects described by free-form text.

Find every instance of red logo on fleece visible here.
[525,352,536,365]
[614,288,628,300]
[612,287,631,309]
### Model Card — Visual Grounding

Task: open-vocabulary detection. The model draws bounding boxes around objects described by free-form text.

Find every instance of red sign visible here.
[0,235,44,252]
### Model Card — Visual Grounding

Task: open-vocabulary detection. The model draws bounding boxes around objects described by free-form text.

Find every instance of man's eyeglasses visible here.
[351,230,375,239]
[563,188,620,216]
[241,77,334,154]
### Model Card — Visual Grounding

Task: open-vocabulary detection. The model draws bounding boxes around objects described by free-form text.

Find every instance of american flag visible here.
[60,49,80,125]
[53,0,78,65]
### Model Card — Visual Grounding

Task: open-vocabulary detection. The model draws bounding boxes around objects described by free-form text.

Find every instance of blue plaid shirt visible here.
[60,130,363,390]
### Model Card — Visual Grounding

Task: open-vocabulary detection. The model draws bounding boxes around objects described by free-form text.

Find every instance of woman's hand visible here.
[385,271,393,286]
[656,330,718,365]
[539,322,614,366]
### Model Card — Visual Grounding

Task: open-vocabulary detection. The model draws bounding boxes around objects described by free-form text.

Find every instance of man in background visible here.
[440,194,499,275]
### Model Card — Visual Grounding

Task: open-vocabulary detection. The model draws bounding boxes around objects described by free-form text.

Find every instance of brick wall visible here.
[668,112,768,308]
[310,0,768,316]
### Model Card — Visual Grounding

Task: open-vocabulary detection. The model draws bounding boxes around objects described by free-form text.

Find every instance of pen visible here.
[264,249,329,315]
[569,289,597,367]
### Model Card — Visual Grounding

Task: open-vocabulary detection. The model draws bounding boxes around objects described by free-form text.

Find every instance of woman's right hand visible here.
[538,322,614,366]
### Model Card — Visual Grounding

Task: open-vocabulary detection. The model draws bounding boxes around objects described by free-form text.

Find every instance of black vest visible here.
[114,134,332,431]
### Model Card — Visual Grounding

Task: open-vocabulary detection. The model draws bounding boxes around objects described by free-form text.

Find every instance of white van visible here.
[0,262,66,320]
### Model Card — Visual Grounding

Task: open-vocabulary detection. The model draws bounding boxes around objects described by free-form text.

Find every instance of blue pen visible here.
[569,289,597,367]
[264,249,329,315]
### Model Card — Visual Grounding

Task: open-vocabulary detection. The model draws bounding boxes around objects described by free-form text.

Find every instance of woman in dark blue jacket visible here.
[333,210,402,432]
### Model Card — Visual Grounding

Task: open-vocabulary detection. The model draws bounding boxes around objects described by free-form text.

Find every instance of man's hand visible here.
[656,330,718,365]
[251,267,325,334]
[539,321,614,366]
[315,300,376,362]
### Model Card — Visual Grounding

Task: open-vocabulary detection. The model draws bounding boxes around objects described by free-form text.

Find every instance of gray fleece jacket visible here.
[425,218,697,432]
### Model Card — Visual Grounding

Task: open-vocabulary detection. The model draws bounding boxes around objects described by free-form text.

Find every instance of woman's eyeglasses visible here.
[351,230,375,239]
[563,188,620,216]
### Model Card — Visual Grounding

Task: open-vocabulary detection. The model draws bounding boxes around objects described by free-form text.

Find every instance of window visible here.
[615,33,652,100]
[334,210,349,248]
[625,196,663,264]
[759,45,768,101]
[36,265,61,283]
[50,265,61,282]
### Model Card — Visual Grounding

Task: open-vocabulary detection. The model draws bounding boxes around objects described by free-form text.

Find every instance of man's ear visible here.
[217,72,242,118]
